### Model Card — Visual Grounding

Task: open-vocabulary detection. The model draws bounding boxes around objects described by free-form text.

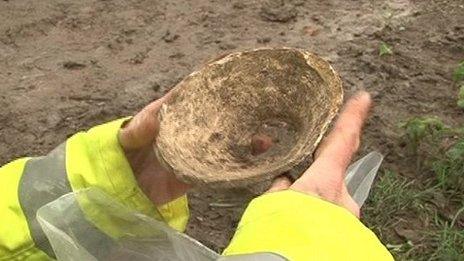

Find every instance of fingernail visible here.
[355,91,372,104]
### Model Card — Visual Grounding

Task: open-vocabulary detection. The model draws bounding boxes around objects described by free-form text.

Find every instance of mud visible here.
[1,0,463,253]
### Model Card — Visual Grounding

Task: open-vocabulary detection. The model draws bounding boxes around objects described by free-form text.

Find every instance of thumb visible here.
[266,175,292,193]
[119,96,167,150]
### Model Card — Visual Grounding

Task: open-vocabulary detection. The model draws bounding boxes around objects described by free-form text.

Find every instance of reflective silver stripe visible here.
[18,143,71,258]
[218,253,288,261]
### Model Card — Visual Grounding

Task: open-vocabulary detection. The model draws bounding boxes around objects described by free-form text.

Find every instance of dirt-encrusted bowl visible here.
[155,48,343,187]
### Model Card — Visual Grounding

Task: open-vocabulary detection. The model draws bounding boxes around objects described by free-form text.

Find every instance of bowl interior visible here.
[157,48,341,184]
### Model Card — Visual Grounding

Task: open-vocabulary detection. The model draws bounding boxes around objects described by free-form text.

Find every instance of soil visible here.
[1,0,463,255]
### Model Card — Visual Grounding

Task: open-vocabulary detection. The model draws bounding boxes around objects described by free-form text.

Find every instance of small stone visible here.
[257,37,271,44]
[394,227,422,243]
[162,30,179,43]
[46,112,62,128]
[151,82,161,91]
[169,52,185,59]
[301,25,320,36]
[130,52,147,64]
[219,42,237,50]
[62,61,86,70]
[232,2,245,9]
[251,134,273,155]
[260,0,297,23]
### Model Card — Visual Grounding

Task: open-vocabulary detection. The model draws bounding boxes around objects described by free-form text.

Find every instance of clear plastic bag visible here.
[345,151,383,207]
[37,188,219,261]
[37,152,383,260]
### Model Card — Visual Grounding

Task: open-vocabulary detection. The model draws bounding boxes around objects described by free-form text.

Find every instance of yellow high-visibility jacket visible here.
[0,119,393,260]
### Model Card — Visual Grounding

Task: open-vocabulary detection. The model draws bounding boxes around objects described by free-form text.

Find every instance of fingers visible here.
[315,91,372,172]
[284,91,370,218]
[266,175,292,193]
[119,96,167,150]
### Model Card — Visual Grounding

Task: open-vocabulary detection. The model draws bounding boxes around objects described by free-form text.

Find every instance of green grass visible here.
[432,140,464,192]
[363,50,464,261]
[364,169,464,260]
[363,116,464,260]
[428,208,464,261]
[364,170,422,229]
[400,117,463,189]
[458,85,464,109]
[400,116,445,154]
[453,61,464,83]
[363,170,434,259]
[455,62,464,108]
[379,42,393,56]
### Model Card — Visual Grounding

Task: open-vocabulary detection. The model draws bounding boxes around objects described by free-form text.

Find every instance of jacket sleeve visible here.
[0,118,189,260]
[222,190,393,261]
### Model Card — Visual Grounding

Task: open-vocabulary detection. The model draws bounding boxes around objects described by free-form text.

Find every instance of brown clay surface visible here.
[1,0,463,255]
[156,48,342,187]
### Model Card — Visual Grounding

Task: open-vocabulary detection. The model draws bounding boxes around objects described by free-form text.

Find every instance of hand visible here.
[266,91,372,217]
[118,94,191,206]
[118,93,276,206]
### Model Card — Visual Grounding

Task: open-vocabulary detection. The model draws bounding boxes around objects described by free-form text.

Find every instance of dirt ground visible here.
[1,0,463,257]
